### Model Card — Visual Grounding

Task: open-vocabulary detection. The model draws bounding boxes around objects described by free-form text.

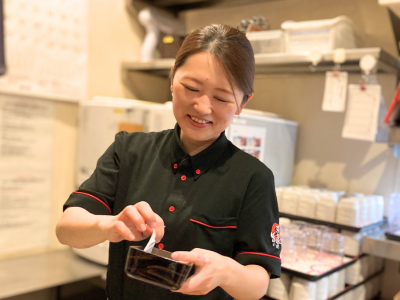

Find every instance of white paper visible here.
[342,85,382,142]
[227,124,267,162]
[0,0,88,100]
[144,229,156,253]
[322,71,348,112]
[0,95,54,255]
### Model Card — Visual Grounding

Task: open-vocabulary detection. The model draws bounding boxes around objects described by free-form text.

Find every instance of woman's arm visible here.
[56,202,164,249]
[222,262,269,300]
[171,249,269,300]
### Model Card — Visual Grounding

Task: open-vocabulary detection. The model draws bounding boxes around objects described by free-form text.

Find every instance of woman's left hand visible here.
[171,248,229,295]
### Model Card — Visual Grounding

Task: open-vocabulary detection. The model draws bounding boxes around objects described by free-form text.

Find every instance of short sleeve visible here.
[63,131,126,215]
[233,167,281,278]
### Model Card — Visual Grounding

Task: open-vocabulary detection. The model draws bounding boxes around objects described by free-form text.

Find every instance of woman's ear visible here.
[235,93,254,115]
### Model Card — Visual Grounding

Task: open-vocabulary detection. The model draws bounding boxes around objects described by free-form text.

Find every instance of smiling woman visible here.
[56,24,281,300]
[171,52,250,156]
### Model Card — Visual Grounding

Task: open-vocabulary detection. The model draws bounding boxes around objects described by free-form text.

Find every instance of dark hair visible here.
[170,24,255,106]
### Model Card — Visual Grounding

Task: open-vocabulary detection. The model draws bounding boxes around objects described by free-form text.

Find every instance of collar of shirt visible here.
[170,124,229,180]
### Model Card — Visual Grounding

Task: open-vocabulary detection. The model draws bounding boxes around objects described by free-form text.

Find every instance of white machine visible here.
[138,7,186,62]
[73,96,298,265]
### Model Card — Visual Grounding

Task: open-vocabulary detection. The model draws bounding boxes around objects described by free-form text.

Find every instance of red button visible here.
[169,206,175,212]
[173,164,178,169]
[196,169,201,175]
[158,243,164,250]
[181,175,186,181]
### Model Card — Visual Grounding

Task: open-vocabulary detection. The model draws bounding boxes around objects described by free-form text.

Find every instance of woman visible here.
[56,24,281,300]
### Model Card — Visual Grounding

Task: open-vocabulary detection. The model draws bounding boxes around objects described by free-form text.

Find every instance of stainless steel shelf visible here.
[362,235,400,262]
[122,48,400,77]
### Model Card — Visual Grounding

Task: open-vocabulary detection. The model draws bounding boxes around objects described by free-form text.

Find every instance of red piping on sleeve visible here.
[235,252,281,261]
[73,191,111,214]
[190,219,237,229]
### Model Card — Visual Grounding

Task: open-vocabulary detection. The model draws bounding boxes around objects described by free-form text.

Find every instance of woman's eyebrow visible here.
[184,76,232,94]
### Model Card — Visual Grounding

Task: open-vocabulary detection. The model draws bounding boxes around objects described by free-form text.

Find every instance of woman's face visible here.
[171,52,246,146]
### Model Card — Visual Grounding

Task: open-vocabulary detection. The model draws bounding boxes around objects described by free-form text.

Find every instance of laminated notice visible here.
[322,71,348,112]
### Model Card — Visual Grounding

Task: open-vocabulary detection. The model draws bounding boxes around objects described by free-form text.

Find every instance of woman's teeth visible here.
[190,116,209,124]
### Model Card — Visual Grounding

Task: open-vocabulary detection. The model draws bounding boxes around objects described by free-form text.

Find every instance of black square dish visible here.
[125,246,194,290]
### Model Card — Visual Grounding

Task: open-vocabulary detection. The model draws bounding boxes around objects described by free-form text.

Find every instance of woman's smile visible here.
[187,114,213,128]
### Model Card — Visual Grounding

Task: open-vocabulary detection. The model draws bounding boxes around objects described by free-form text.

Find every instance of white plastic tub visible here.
[281,16,362,53]
[246,30,285,54]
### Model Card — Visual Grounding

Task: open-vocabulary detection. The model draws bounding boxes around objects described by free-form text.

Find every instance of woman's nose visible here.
[194,94,212,114]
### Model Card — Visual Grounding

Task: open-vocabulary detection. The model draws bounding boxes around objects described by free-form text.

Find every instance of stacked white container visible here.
[367,195,378,224]
[266,272,291,300]
[315,277,329,300]
[289,277,316,300]
[358,197,369,227]
[297,191,319,218]
[336,197,360,226]
[315,192,338,222]
[280,188,300,215]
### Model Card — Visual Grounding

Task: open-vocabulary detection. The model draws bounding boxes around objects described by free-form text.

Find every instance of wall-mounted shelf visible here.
[362,234,400,262]
[134,0,276,12]
[122,47,400,78]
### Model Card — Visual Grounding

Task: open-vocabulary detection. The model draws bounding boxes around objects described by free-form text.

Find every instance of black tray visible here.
[281,254,363,281]
[385,231,400,242]
[280,213,386,233]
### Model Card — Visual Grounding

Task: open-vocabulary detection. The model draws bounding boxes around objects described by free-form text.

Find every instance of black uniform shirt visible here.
[64,124,281,300]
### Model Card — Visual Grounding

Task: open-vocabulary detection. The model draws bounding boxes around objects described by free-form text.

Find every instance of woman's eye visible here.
[184,85,199,92]
[215,97,228,103]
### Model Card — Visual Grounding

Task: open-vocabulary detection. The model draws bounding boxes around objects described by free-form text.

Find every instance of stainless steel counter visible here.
[0,249,107,299]
[362,235,400,262]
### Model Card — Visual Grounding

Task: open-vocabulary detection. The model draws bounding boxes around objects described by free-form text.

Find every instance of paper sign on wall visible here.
[322,71,348,112]
[0,0,88,100]
[0,95,54,255]
[342,85,382,142]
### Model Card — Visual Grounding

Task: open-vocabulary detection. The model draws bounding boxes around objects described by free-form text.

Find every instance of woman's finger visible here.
[122,206,148,232]
[174,275,207,295]
[171,251,205,266]
[114,220,135,241]
[135,201,157,228]
[153,213,165,242]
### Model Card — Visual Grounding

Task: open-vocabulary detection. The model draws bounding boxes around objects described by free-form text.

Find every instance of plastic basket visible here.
[246,30,285,54]
[281,16,363,53]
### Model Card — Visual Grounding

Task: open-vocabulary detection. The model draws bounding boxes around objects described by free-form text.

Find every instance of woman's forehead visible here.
[176,53,235,92]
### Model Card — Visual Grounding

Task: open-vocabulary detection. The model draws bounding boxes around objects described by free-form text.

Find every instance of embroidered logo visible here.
[270,223,281,249]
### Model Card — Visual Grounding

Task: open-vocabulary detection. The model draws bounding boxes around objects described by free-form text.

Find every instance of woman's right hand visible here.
[98,201,164,243]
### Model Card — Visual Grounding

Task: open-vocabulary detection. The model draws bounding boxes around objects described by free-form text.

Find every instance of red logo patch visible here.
[270,223,281,249]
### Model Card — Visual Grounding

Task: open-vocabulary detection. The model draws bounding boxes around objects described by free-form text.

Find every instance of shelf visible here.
[362,234,400,261]
[134,0,273,12]
[379,0,400,19]
[121,48,400,78]
[0,249,106,299]
[279,212,386,233]
[135,0,215,11]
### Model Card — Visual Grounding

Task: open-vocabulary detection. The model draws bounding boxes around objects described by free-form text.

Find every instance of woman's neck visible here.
[180,132,216,156]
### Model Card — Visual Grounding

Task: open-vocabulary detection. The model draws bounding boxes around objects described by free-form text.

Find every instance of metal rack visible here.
[122,47,400,78]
